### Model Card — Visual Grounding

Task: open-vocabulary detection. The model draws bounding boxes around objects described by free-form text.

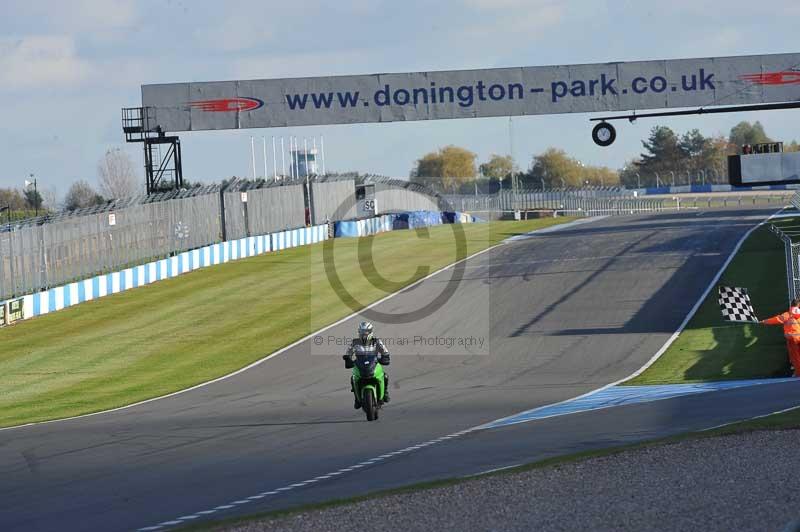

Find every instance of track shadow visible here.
[505,209,776,338]
[682,324,790,381]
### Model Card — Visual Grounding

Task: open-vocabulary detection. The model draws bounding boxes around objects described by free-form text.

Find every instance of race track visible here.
[1,207,795,532]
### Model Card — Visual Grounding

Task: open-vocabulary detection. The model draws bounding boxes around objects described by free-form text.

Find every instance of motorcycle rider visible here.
[343,321,391,408]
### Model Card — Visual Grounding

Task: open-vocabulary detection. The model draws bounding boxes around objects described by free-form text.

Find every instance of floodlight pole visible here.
[272,136,277,179]
[281,137,286,179]
[262,137,268,179]
[250,137,256,180]
[320,135,327,176]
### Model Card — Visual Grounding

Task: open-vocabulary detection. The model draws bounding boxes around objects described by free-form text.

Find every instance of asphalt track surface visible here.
[3,207,799,532]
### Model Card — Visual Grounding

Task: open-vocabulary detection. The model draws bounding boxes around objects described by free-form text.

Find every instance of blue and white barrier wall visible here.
[633,183,800,195]
[1,224,329,325]
[334,211,478,239]
[334,215,395,238]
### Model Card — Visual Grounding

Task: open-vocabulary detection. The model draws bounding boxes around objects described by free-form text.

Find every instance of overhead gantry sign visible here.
[125,53,800,190]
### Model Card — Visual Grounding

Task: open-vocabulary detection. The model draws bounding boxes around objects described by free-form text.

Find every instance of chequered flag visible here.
[718,285,759,323]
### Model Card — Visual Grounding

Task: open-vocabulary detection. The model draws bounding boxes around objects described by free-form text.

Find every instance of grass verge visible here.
[184,404,800,531]
[0,218,570,428]
[626,222,794,385]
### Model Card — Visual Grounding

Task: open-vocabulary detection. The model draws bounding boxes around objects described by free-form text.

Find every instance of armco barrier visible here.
[0,224,328,325]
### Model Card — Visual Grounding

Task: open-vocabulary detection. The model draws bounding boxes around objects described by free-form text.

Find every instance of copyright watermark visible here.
[308,177,492,357]
[313,334,487,351]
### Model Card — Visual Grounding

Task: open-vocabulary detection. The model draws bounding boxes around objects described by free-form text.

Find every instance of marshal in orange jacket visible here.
[761,299,800,376]
[761,311,800,336]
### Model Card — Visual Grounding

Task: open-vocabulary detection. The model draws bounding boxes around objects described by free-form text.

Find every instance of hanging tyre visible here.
[592,122,616,147]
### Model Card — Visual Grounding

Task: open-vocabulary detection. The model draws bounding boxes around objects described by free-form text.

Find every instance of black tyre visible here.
[363,388,377,421]
[592,122,616,147]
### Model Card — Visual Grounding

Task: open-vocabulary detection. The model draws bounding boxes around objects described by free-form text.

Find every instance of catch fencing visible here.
[0,177,445,301]
[310,180,357,222]
[771,192,800,302]
[0,183,315,301]
[444,189,666,216]
[374,183,440,213]
[223,185,306,239]
[0,193,222,301]
[444,189,790,217]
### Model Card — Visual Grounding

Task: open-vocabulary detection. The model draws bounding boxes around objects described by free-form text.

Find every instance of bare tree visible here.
[65,180,104,211]
[40,186,59,212]
[98,148,139,199]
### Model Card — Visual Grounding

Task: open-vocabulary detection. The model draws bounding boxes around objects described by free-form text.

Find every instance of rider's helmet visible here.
[358,321,374,344]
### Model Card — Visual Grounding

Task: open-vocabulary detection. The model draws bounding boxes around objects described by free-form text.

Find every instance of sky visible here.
[1,0,799,199]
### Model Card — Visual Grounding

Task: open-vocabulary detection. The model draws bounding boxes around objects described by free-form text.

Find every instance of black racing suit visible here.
[343,337,391,404]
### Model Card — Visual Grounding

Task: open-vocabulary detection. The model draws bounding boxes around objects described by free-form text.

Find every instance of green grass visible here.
[627,222,793,385]
[0,218,570,428]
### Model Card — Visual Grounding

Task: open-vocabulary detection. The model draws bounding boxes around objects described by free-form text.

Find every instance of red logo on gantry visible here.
[739,71,800,86]
[186,97,264,112]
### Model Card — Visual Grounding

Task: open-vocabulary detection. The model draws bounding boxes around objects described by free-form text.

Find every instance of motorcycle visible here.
[351,354,386,421]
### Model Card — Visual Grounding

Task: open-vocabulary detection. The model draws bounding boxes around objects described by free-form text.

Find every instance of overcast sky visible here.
[1,0,799,196]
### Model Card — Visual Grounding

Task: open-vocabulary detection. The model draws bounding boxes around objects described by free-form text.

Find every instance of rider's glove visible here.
[343,353,355,369]
[380,353,390,366]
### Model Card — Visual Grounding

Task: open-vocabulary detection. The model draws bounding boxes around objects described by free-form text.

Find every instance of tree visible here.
[0,188,26,211]
[619,160,641,188]
[411,153,443,184]
[64,180,105,211]
[98,148,139,199]
[524,148,619,188]
[411,145,477,191]
[698,135,730,183]
[729,121,772,148]
[636,126,686,176]
[528,148,579,187]
[23,188,43,211]
[40,186,59,211]
[479,154,515,181]
[786,140,800,153]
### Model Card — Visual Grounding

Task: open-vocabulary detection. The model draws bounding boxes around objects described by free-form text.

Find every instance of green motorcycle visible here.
[351,354,386,421]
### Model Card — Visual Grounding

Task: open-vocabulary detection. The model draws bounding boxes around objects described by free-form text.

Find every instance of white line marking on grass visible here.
[1,217,600,434]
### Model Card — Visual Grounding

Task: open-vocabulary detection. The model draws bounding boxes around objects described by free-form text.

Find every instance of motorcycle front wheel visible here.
[363,388,377,421]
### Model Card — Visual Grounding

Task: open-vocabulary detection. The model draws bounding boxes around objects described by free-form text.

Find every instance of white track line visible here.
[700,403,800,432]
[137,208,789,531]
[0,218,601,434]
[136,425,484,531]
